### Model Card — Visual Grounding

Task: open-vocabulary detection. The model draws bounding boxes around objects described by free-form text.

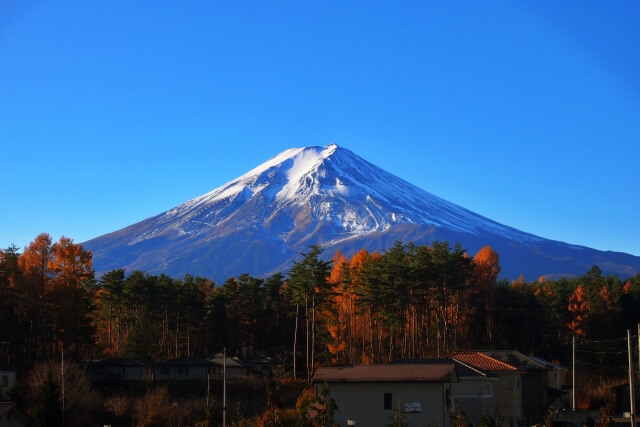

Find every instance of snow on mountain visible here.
[83,144,640,282]
[130,144,539,246]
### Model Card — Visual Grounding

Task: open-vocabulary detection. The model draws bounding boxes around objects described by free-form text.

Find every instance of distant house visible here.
[242,355,284,377]
[529,355,568,409]
[154,357,215,382]
[0,402,34,427]
[393,358,498,426]
[313,364,458,427]
[90,358,152,383]
[0,366,16,401]
[209,353,252,384]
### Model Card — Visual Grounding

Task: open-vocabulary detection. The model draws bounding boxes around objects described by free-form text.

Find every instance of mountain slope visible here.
[83,144,640,282]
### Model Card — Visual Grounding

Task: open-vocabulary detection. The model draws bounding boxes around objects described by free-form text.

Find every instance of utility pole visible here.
[572,335,576,411]
[223,348,227,427]
[628,329,636,427]
[61,349,65,425]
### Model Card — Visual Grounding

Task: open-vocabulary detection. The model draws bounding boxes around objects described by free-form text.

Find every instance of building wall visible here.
[324,382,451,427]
[91,366,142,382]
[155,365,212,381]
[492,372,522,427]
[521,371,548,423]
[0,370,16,400]
[450,380,496,426]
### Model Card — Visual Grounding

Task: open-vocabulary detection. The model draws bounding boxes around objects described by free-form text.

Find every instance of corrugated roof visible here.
[392,358,498,379]
[450,352,517,371]
[313,364,457,383]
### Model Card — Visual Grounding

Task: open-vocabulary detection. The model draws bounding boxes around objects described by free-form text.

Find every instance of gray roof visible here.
[479,350,547,371]
[209,354,245,368]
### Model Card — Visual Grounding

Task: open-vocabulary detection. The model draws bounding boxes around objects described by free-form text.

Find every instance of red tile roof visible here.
[450,352,517,371]
[313,364,457,383]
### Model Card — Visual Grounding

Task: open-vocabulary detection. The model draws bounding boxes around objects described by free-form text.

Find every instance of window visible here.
[160,367,169,375]
[1,375,8,387]
[384,393,392,410]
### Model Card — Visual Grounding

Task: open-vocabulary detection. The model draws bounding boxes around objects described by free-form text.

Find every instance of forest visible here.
[1,233,640,418]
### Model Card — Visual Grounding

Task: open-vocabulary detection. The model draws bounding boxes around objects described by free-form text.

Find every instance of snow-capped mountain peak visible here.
[84,144,640,282]
[132,144,537,246]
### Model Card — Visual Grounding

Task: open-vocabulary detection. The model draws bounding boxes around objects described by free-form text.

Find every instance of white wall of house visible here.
[324,382,451,427]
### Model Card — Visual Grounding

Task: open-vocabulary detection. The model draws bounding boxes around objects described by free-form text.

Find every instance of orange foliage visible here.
[18,233,53,294]
[48,236,93,287]
[599,286,613,310]
[473,246,501,282]
[568,285,590,336]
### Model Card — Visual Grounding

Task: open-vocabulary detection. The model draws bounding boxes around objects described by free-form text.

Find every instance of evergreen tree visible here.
[286,245,332,381]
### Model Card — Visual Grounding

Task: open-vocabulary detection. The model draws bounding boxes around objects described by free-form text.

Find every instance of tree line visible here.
[1,233,640,378]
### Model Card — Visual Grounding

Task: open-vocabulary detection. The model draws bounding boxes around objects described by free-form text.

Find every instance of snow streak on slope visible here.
[130,144,542,246]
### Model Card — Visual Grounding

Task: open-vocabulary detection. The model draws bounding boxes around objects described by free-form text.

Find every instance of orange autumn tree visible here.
[18,233,54,362]
[324,250,349,364]
[325,248,376,365]
[466,246,501,347]
[568,284,590,337]
[47,236,95,359]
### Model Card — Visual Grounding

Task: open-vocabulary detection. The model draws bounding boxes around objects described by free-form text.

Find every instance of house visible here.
[0,403,34,427]
[90,358,153,383]
[451,351,549,427]
[154,357,216,382]
[0,366,16,401]
[313,364,458,427]
[528,355,568,409]
[242,355,284,377]
[451,352,523,427]
[393,358,498,426]
[480,350,550,422]
[209,353,253,384]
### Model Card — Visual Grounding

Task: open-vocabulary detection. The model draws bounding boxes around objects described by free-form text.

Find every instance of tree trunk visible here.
[293,304,299,380]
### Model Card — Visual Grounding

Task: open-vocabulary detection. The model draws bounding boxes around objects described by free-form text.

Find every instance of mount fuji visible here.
[83,144,640,282]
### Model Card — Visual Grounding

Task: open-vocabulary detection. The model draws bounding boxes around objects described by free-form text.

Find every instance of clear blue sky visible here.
[2,1,639,257]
